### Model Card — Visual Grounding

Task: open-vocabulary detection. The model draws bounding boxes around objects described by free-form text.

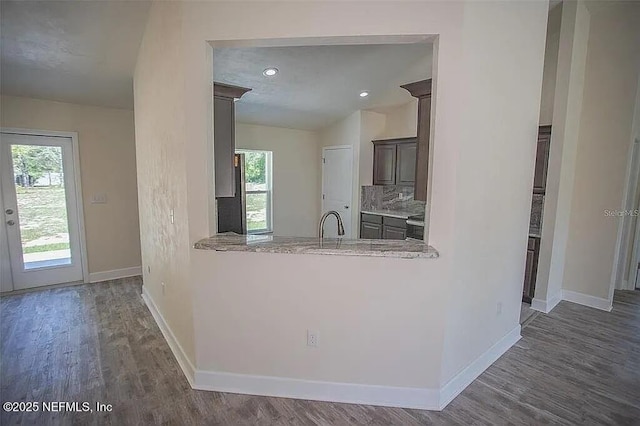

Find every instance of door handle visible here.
[6,220,15,226]
[5,209,13,215]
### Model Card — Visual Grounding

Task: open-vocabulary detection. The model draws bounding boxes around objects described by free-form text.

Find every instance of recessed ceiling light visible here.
[263,68,278,77]
[359,91,369,98]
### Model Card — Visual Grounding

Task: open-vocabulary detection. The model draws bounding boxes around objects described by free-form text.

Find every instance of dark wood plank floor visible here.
[1,278,639,425]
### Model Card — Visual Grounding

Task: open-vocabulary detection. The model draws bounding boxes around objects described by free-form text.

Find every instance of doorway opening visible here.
[321,145,353,238]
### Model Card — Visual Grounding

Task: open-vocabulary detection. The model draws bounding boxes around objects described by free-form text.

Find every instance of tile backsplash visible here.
[361,185,426,214]
[529,194,544,236]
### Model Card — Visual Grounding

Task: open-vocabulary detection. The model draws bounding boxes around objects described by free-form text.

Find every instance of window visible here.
[237,150,272,233]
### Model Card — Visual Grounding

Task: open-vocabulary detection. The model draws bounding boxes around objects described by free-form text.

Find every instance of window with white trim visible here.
[236,150,272,233]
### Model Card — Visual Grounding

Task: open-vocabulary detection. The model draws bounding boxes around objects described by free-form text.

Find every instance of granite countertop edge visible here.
[194,236,439,259]
[360,209,416,219]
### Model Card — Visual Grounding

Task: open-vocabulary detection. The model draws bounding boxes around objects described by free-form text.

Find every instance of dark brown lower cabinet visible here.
[360,213,407,240]
[382,225,407,240]
[523,237,540,303]
[381,216,408,240]
[361,222,383,239]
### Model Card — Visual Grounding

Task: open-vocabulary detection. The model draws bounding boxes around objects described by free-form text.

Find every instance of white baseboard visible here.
[89,266,141,283]
[194,370,440,410]
[147,296,521,410]
[192,326,521,411]
[438,325,521,409]
[562,290,612,312]
[531,290,562,313]
[141,285,195,386]
[531,289,612,313]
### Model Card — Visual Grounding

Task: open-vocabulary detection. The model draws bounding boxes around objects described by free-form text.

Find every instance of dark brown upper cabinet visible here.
[372,138,416,186]
[401,79,432,201]
[396,143,417,186]
[533,125,551,194]
[214,82,251,198]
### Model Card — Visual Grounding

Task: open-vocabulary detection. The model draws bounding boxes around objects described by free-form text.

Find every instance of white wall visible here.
[533,0,591,311]
[539,4,563,125]
[134,2,196,362]
[135,0,548,406]
[317,110,387,236]
[613,72,640,290]
[534,1,640,310]
[438,0,548,382]
[318,111,362,236]
[235,122,320,237]
[193,250,446,389]
[375,100,418,139]
[0,95,141,277]
[562,1,640,301]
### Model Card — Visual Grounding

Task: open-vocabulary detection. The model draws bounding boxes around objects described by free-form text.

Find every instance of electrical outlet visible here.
[496,302,503,315]
[161,281,166,295]
[90,193,108,204]
[307,329,319,347]
[398,193,403,200]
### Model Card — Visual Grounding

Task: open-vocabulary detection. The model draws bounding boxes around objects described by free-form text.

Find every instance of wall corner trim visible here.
[532,290,612,313]
[531,291,562,313]
[561,290,613,312]
[438,325,521,410]
[141,285,196,386]
[89,266,142,283]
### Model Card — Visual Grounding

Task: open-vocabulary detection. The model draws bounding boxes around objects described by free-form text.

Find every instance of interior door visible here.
[0,132,85,290]
[321,146,353,238]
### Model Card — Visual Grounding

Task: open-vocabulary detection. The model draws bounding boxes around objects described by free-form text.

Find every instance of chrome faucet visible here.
[318,211,345,238]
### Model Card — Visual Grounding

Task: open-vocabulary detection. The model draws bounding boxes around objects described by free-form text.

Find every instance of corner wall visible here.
[439,0,548,385]
[533,0,591,312]
[134,2,196,365]
[562,1,640,301]
[534,0,640,311]
[134,0,549,409]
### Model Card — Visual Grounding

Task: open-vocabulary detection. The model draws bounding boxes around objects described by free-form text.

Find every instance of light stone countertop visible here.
[194,234,439,259]
[360,209,417,219]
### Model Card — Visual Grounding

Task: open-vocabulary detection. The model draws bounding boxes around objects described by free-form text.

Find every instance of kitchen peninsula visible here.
[194,233,438,259]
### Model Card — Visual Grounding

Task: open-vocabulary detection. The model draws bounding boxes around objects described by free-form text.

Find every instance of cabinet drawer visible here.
[383,216,407,228]
[382,225,407,240]
[360,222,382,239]
[361,213,383,224]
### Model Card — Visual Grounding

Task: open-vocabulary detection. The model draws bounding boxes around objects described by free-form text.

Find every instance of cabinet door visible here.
[396,143,417,186]
[533,127,551,194]
[214,96,236,197]
[373,144,397,185]
[382,225,407,240]
[360,222,382,239]
[522,237,539,303]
